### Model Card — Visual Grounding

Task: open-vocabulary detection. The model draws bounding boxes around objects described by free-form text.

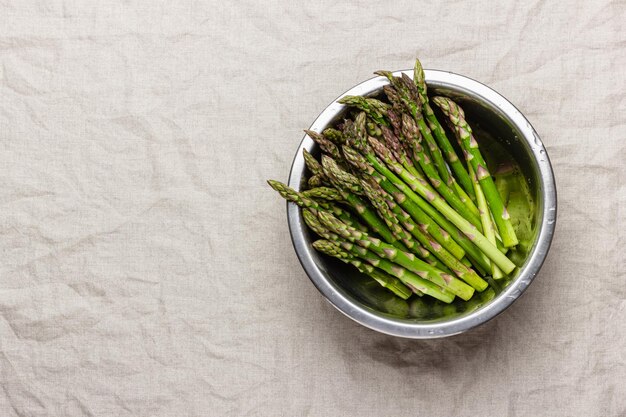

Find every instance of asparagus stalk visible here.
[469,165,504,279]
[326,202,368,232]
[322,128,346,145]
[307,174,323,188]
[387,108,417,162]
[338,95,391,127]
[369,168,465,260]
[301,187,344,202]
[303,210,450,300]
[380,125,422,179]
[303,149,324,177]
[368,135,482,228]
[341,138,516,274]
[433,96,519,247]
[336,240,454,303]
[412,59,476,200]
[320,155,362,195]
[363,177,488,291]
[315,158,409,250]
[365,117,382,138]
[304,129,345,166]
[303,149,331,189]
[377,71,450,186]
[317,210,475,300]
[400,114,480,221]
[312,239,412,299]
[359,176,430,257]
[322,155,447,270]
[343,144,492,272]
[267,180,366,231]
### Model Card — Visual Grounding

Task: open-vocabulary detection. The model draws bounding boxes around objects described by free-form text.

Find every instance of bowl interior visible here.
[288,71,555,335]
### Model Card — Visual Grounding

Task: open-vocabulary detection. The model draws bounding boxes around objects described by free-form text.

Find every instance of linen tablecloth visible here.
[0,1,624,416]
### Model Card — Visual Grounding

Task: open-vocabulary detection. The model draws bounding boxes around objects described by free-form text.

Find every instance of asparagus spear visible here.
[400,114,480,221]
[365,117,382,138]
[303,149,323,175]
[360,176,426,254]
[341,136,515,274]
[432,96,519,247]
[267,180,366,231]
[469,164,504,279]
[338,95,391,127]
[368,135,482,228]
[336,240,454,303]
[322,155,447,270]
[385,77,476,214]
[380,125,422,179]
[343,144,493,272]
[302,187,344,202]
[307,174,323,188]
[412,58,476,200]
[304,210,447,300]
[314,158,409,250]
[362,177,487,291]
[317,210,475,300]
[304,129,345,166]
[320,155,362,195]
[377,71,450,186]
[322,128,346,145]
[312,238,412,299]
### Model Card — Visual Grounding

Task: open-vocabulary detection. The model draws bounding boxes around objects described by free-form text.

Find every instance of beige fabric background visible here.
[0,1,624,416]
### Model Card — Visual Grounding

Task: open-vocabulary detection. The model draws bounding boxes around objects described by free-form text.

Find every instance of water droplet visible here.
[532,132,543,147]
[547,219,555,225]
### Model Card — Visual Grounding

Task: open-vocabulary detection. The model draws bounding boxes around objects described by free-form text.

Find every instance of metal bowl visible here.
[287,70,556,338]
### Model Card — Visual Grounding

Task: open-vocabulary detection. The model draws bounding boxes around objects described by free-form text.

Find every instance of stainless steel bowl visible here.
[287,70,556,338]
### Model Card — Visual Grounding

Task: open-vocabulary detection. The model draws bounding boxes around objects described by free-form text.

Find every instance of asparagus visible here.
[368,135,482,228]
[338,95,390,127]
[343,144,493,271]
[366,117,382,138]
[322,155,446,269]
[312,239,412,299]
[433,96,519,247]
[363,177,487,291]
[320,155,362,195]
[302,187,344,202]
[360,176,435,259]
[303,210,447,300]
[377,71,449,185]
[318,157,409,250]
[336,240,454,303]
[469,165,504,279]
[387,108,429,180]
[400,114,481,222]
[304,129,345,165]
[307,174,323,188]
[412,58,476,200]
[369,169,465,260]
[326,202,368,232]
[302,149,329,188]
[380,125,422,179]
[387,76,476,214]
[317,210,475,300]
[267,180,366,231]
[341,137,515,274]
[322,128,346,145]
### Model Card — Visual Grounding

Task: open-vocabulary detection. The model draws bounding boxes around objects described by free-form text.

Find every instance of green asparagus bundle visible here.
[267,57,528,307]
